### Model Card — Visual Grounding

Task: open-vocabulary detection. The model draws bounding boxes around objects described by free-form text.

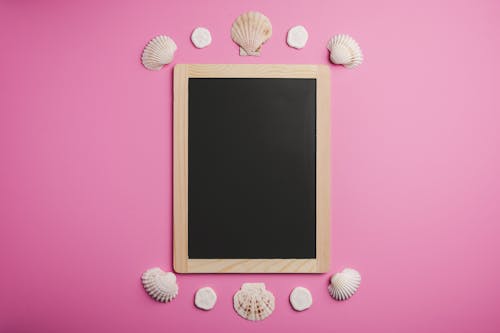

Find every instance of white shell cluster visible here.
[142,10,366,71]
[328,268,361,301]
[141,267,178,302]
[289,286,312,311]
[231,11,272,56]
[142,16,365,70]
[141,35,177,71]
[233,283,275,321]
[327,34,363,68]
[287,25,309,49]
[195,287,217,310]
[191,27,212,49]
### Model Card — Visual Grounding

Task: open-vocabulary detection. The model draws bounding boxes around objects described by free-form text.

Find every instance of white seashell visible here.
[328,268,361,301]
[233,283,275,321]
[287,25,309,49]
[191,27,212,49]
[289,286,312,311]
[195,287,217,310]
[141,267,178,302]
[141,35,177,71]
[231,11,272,56]
[327,34,363,68]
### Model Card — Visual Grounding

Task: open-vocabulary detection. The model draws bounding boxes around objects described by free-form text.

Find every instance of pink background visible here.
[1,0,500,332]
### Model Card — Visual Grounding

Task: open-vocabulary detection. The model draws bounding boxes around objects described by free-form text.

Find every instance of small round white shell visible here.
[328,268,361,301]
[289,287,312,311]
[287,25,309,49]
[195,287,217,310]
[141,35,177,71]
[191,27,212,49]
[141,267,178,303]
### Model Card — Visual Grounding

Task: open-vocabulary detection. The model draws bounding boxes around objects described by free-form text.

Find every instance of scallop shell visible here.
[231,11,272,56]
[195,287,217,310]
[141,267,178,302]
[289,286,312,311]
[233,283,275,321]
[287,25,309,49]
[327,34,363,68]
[191,27,212,49]
[328,268,361,301]
[141,35,177,71]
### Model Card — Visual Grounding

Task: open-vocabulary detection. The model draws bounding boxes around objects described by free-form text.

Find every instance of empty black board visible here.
[188,78,316,259]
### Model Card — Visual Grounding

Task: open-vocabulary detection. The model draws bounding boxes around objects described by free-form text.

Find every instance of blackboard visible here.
[173,65,330,273]
[189,78,316,259]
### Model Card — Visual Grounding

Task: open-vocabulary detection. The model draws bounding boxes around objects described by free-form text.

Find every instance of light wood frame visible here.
[173,64,330,273]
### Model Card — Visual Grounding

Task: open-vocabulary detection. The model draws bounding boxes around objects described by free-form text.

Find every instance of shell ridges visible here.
[233,283,275,321]
[328,268,361,301]
[141,267,178,303]
[141,35,177,71]
[327,34,363,68]
[231,11,272,56]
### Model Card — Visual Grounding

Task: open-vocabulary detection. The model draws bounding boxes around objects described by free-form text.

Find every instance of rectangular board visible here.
[173,64,331,273]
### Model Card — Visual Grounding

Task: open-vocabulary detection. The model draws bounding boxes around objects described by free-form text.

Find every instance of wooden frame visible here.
[173,64,330,273]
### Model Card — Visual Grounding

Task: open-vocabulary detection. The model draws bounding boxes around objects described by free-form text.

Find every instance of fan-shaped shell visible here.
[195,287,217,310]
[233,283,275,321]
[327,34,363,68]
[328,268,361,301]
[141,267,178,302]
[289,286,313,311]
[231,11,272,56]
[141,35,177,71]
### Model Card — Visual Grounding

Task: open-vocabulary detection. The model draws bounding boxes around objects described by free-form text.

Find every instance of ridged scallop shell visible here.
[328,268,361,301]
[195,287,217,310]
[289,286,312,311]
[231,11,272,56]
[233,283,275,321]
[141,267,178,302]
[327,34,363,68]
[141,35,177,71]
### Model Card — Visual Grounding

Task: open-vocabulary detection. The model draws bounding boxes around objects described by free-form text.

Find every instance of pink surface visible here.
[1,0,500,332]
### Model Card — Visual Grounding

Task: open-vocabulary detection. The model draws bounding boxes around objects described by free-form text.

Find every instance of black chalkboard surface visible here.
[173,64,330,273]
[188,78,316,259]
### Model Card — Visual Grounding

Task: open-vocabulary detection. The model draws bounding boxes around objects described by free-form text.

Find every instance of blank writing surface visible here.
[188,78,316,259]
